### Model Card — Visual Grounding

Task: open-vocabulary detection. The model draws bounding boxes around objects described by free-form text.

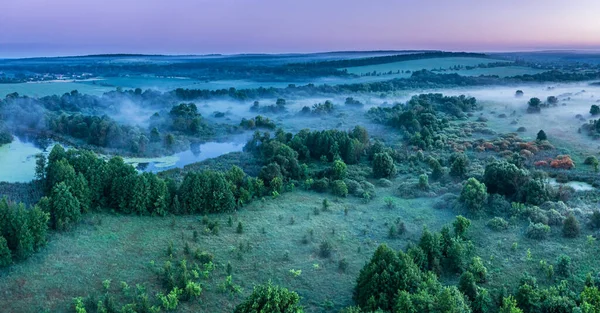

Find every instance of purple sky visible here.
[1,0,599,57]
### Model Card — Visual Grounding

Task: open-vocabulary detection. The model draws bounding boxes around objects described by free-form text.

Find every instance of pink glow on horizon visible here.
[1,0,599,57]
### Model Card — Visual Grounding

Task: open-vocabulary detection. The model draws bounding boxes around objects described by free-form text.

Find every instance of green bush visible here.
[562,214,580,238]
[319,240,333,258]
[331,180,348,197]
[418,174,429,190]
[458,271,478,301]
[468,256,487,283]
[234,282,304,313]
[312,178,330,193]
[487,217,509,231]
[460,178,488,214]
[526,222,550,240]
[453,215,471,239]
[449,153,469,178]
[590,210,600,229]
[372,152,396,179]
[0,236,12,268]
[556,254,571,277]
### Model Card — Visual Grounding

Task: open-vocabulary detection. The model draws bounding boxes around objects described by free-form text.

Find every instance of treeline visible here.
[0,199,49,267]
[287,52,488,69]
[1,92,225,156]
[512,70,600,82]
[368,93,478,149]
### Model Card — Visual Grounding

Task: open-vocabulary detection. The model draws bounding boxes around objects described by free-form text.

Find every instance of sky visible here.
[1,0,599,57]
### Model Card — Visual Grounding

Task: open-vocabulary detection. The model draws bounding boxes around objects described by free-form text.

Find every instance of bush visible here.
[234,282,304,313]
[487,217,509,231]
[319,240,333,258]
[449,153,469,178]
[547,209,564,226]
[536,130,547,141]
[312,178,330,193]
[453,215,471,239]
[418,174,429,190]
[377,178,392,187]
[468,256,487,283]
[526,222,550,240]
[458,271,478,301]
[460,178,488,214]
[590,210,600,229]
[556,254,571,277]
[331,180,348,197]
[372,152,396,179]
[487,194,511,215]
[345,179,361,195]
[0,236,12,268]
[562,214,580,238]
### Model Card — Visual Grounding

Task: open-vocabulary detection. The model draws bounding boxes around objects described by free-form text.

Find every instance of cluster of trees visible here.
[35,144,264,231]
[353,218,480,313]
[0,198,49,267]
[369,93,477,149]
[350,241,600,313]
[249,99,287,114]
[239,115,276,130]
[299,100,335,115]
[345,97,364,107]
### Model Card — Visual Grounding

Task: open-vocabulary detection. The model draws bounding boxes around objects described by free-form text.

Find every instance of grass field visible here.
[1,180,597,313]
[342,57,512,76]
[0,81,113,97]
[0,187,453,313]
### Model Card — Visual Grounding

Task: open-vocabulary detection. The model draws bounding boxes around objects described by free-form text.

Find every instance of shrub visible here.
[562,214,580,238]
[468,256,487,283]
[449,153,469,178]
[487,217,509,231]
[0,236,12,268]
[331,180,348,197]
[312,178,330,193]
[453,215,471,239]
[319,240,333,258]
[590,210,600,229]
[331,160,348,180]
[345,179,361,195]
[536,130,547,141]
[547,209,564,226]
[483,161,529,198]
[591,104,600,116]
[234,282,303,313]
[236,222,243,234]
[487,194,511,215]
[458,271,478,301]
[377,178,392,187]
[460,178,488,214]
[556,254,571,277]
[418,174,429,190]
[526,222,550,240]
[372,152,396,179]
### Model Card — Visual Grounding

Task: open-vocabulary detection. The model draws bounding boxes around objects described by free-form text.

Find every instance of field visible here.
[0,81,113,97]
[0,189,450,313]
[342,57,512,76]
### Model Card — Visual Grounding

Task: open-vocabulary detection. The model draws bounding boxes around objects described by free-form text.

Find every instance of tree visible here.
[460,178,488,214]
[515,90,524,97]
[563,214,580,238]
[527,98,542,113]
[499,296,524,313]
[458,272,478,301]
[372,152,396,179]
[49,182,81,231]
[354,244,423,311]
[234,282,304,313]
[436,286,471,313]
[28,205,49,251]
[468,257,488,283]
[591,105,600,116]
[547,96,558,105]
[449,153,469,178]
[34,153,46,181]
[536,130,547,141]
[0,235,12,267]
[483,161,529,198]
[331,159,348,180]
[453,216,471,239]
